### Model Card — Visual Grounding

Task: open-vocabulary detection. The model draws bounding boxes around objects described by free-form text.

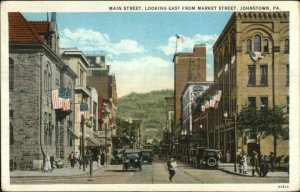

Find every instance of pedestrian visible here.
[259,155,266,177]
[167,157,177,182]
[101,151,105,166]
[251,150,259,176]
[217,150,222,169]
[49,153,55,171]
[269,152,276,172]
[75,152,79,167]
[78,154,83,169]
[69,152,75,168]
[237,152,244,174]
[97,153,101,167]
[44,153,52,173]
[242,152,248,174]
[225,150,231,163]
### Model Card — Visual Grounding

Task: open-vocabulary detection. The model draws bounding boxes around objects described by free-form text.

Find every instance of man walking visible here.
[167,157,177,182]
[49,153,55,171]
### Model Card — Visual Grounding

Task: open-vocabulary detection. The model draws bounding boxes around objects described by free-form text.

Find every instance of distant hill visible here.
[117,89,173,144]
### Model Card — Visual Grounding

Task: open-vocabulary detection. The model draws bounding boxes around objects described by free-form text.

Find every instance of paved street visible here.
[10,157,288,184]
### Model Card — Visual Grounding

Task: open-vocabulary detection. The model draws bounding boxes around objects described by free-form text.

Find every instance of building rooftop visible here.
[28,21,49,35]
[9,12,44,43]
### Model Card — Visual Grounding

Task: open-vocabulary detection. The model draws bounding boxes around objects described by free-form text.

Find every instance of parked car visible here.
[197,148,220,169]
[141,149,153,163]
[111,149,125,165]
[122,149,142,172]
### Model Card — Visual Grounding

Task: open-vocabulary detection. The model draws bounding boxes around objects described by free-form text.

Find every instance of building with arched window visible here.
[197,12,289,161]
[9,12,77,170]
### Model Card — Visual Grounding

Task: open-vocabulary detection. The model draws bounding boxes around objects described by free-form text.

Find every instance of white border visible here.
[1,1,299,191]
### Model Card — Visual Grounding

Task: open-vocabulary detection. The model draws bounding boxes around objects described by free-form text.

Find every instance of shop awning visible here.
[86,136,104,147]
[68,127,79,139]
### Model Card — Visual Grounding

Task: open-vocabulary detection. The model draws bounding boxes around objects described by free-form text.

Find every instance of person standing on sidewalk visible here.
[225,150,231,163]
[269,152,276,172]
[101,151,105,166]
[242,152,248,174]
[69,152,75,168]
[49,153,55,171]
[167,157,177,182]
[44,153,52,173]
[251,150,259,176]
[97,152,102,167]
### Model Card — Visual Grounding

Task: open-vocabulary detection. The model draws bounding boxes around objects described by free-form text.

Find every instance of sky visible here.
[23,12,232,97]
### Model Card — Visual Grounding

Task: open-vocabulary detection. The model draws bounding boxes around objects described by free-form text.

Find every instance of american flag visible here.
[62,99,70,111]
[176,34,184,43]
[75,104,81,123]
[249,51,267,62]
[52,90,62,109]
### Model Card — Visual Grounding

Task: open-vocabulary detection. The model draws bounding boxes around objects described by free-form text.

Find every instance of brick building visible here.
[194,12,289,160]
[173,44,207,144]
[9,13,77,170]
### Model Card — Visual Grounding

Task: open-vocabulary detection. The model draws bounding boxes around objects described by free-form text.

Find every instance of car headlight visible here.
[135,159,138,162]
[203,161,206,164]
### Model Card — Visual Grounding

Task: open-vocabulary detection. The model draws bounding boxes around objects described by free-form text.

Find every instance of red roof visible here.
[28,21,49,35]
[9,12,44,43]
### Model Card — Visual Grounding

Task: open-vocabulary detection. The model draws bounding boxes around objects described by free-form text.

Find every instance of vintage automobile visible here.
[141,149,153,163]
[122,149,142,172]
[110,149,125,165]
[197,148,220,169]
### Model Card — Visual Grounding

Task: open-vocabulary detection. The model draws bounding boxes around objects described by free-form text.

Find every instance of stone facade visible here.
[9,13,77,170]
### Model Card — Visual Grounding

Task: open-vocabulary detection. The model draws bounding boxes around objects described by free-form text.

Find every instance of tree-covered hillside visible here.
[117,89,173,144]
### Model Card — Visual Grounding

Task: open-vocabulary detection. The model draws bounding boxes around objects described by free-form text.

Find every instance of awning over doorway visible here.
[85,136,104,147]
[68,127,79,139]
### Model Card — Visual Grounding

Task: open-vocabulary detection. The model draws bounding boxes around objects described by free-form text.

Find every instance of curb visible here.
[219,169,252,177]
[10,165,108,178]
[220,169,289,178]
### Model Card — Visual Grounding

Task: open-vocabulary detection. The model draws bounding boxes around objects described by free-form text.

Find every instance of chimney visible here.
[51,12,56,22]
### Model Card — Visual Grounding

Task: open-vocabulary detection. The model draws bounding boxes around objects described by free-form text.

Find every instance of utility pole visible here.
[81,114,86,171]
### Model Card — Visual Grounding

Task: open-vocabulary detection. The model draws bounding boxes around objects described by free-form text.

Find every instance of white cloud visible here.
[158,33,219,56]
[109,56,173,97]
[60,28,145,55]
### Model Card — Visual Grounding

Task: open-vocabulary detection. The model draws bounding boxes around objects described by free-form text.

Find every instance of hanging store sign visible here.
[59,88,71,99]
[80,103,88,111]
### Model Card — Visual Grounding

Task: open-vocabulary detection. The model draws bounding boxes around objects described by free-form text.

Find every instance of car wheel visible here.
[139,166,142,171]
[207,157,217,167]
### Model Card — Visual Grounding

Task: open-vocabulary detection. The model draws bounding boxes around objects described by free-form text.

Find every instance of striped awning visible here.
[86,136,104,147]
[68,127,79,139]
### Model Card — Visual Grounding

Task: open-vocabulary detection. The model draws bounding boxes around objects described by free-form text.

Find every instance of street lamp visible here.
[223,111,237,173]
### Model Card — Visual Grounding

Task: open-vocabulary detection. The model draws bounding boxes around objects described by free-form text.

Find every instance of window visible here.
[285,39,289,53]
[286,65,289,86]
[260,65,268,86]
[80,68,84,86]
[263,39,269,53]
[10,110,14,145]
[260,97,268,108]
[287,96,289,114]
[248,65,256,86]
[9,58,14,90]
[254,35,261,52]
[248,97,256,108]
[247,39,252,52]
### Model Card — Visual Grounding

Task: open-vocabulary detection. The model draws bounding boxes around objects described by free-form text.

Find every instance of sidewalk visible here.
[218,163,289,178]
[10,161,107,178]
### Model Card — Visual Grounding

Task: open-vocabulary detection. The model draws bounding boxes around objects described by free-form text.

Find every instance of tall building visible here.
[211,12,289,157]
[9,13,77,170]
[173,44,206,145]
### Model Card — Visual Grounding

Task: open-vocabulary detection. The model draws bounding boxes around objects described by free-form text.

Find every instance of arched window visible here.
[285,39,289,53]
[254,35,261,52]
[9,57,14,90]
[246,39,252,52]
[263,39,269,53]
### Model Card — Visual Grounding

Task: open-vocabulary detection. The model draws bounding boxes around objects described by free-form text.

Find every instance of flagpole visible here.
[175,34,178,53]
